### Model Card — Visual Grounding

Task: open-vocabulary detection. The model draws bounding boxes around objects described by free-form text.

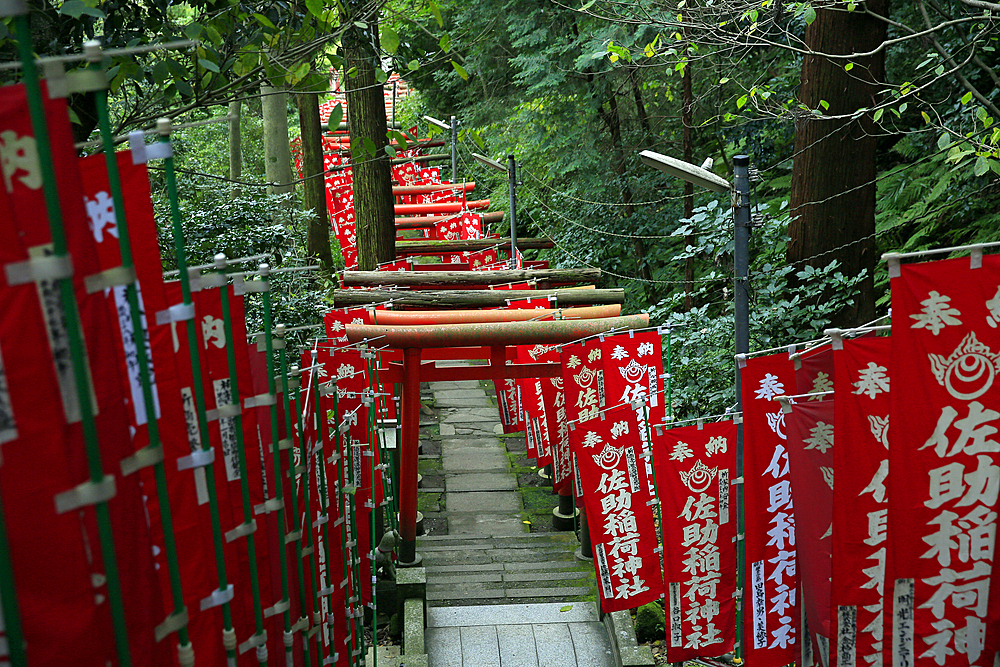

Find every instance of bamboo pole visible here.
[332,288,624,310]
[12,16,132,666]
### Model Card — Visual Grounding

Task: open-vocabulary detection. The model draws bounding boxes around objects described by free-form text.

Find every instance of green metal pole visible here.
[329,377,359,665]
[292,360,323,667]
[87,42,191,661]
[158,121,238,665]
[0,489,26,666]
[278,352,312,665]
[343,402,365,666]
[214,255,267,665]
[311,350,340,662]
[305,351,329,667]
[288,375,320,666]
[10,14,132,666]
[258,268,295,667]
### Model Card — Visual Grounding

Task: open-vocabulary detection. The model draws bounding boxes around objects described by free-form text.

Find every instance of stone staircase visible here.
[418,532,596,607]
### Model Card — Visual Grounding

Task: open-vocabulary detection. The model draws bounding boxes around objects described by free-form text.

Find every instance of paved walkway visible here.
[417,377,613,667]
[425,602,613,667]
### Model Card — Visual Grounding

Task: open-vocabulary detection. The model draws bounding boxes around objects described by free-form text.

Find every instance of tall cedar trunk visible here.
[342,22,395,269]
[298,92,334,268]
[787,1,887,327]
[261,84,295,227]
[682,54,696,310]
[228,100,242,199]
[600,90,656,304]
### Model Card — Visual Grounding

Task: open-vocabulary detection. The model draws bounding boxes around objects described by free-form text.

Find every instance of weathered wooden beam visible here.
[394,199,490,215]
[393,182,475,195]
[341,268,601,288]
[396,237,553,255]
[346,314,648,348]
[331,288,624,309]
[395,211,504,228]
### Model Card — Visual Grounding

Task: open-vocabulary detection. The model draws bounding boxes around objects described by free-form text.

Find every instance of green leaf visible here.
[921,111,931,124]
[898,102,907,114]
[439,33,451,52]
[384,145,399,158]
[961,91,974,105]
[375,68,388,84]
[327,103,344,131]
[937,133,951,150]
[305,0,324,18]
[580,0,596,9]
[285,61,310,85]
[381,25,400,54]
[803,5,816,24]
[844,62,854,72]
[452,61,468,80]
[198,58,220,73]
[253,13,275,29]
[205,25,223,45]
[429,0,443,27]
[560,605,573,612]
[152,60,171,85]
[470,129,485,149]
[407,59,420,71]
[873,108,884,122]
[58,0,104,18]
[819,99,829,111]
[719,77,729,84]
[736,94,747,110]
[975,154,989,177]
[184,22,203,40]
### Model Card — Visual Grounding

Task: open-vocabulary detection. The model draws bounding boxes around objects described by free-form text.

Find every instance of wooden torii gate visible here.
[346,313,649,565]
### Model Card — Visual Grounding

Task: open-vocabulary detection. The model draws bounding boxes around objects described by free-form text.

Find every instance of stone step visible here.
[427,586,594,606]
[417,531,580,546]
[424,560,592,574]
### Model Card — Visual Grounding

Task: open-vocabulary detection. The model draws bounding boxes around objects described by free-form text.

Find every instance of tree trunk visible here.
[682,52,696,310]
[298,92,334,269]
[341,21,396,270]
[261,83,294,225]
[228,99,242,199]
[599,89,657,304]
[787,1,887,327]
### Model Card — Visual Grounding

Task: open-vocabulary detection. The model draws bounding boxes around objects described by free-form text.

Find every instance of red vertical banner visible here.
[831,335,890,666]
[562,339,606,503]
[601,331,665,494]
[784,396,835,665]
[741,352,799,666]
[575,404,662,613]
[0,84,166,665]
[887,254,1000,667]
[653,420,738,661]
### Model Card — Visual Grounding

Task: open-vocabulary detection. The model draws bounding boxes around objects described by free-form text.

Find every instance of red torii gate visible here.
[346,313,649,565]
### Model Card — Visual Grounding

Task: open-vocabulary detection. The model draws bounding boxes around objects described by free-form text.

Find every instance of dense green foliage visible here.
[391,0,1000,418]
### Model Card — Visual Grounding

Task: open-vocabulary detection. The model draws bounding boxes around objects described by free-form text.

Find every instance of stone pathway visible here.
[425,602,613,667]
[417,376,613,666]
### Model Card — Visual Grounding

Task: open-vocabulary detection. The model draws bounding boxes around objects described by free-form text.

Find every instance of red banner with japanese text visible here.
[601,331,665,495]
[575,404,662,613]
[887,253,1000,667]
[653,420,738,661]
[784,396,835,666]
[562,339,606,503]
[741,352,799,666]
[0,84,166,665]
[831,335,890,667]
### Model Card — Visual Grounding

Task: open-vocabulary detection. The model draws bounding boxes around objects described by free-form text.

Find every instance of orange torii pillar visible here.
[346,314,648,566]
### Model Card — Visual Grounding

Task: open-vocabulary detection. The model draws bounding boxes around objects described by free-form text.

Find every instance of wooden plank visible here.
[396,237,553,255]
[332,288,625,309]
[341,268,600,288]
